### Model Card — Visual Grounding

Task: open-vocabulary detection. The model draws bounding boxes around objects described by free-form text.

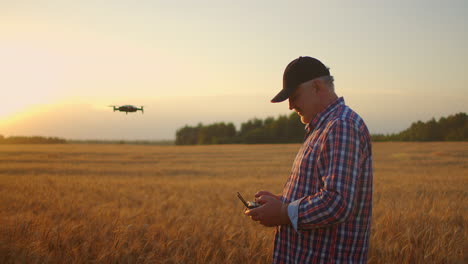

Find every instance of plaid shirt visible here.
[273,97,373,264]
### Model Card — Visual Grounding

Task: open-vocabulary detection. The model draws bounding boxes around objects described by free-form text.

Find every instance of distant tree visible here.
[197,122,237,144]
[372,112,467,141]
[175,124,202,145]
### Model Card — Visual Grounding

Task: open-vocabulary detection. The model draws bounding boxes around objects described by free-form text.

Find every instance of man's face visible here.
[288,80,320,124]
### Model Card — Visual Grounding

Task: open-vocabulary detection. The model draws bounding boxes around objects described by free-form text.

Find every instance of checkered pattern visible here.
[273,97,373,264]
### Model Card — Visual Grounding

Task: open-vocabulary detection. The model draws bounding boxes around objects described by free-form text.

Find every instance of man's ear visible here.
[315,79,326,94]
[313,79,321,93]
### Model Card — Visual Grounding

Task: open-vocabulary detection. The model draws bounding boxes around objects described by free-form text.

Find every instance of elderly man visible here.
[245,56,373,263]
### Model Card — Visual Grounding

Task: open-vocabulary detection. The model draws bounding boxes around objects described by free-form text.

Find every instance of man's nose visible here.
[288,99,294,110]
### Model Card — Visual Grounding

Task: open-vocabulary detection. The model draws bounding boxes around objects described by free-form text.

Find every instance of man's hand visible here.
[254,190,281,200]
[244,195,290,227]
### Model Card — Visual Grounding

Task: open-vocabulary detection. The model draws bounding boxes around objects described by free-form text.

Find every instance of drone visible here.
[108,105,144,114]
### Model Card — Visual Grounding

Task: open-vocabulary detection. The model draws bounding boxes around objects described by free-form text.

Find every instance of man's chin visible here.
[300,116,310,125]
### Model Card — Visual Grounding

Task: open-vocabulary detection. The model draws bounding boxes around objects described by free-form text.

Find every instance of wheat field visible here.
[0,142,466,263]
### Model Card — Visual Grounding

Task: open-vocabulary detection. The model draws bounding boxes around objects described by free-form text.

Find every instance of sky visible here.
[1,0,467,140]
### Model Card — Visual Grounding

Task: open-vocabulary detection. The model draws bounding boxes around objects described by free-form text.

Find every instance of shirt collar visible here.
[305,97,345,133]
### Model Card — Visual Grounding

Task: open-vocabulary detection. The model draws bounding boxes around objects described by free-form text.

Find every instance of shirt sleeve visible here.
[287,197,305,232]
[297,119,361,230]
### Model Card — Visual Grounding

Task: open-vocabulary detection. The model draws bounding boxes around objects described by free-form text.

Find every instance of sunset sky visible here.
[1,0,467,140]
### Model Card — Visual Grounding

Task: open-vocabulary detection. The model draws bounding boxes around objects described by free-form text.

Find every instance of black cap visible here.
[271,56,330,103]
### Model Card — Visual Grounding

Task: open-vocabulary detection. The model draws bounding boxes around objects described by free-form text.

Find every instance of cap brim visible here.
[271,88,291,103]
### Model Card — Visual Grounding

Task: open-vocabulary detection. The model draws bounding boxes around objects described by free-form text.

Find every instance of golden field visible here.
[0,142,466,264]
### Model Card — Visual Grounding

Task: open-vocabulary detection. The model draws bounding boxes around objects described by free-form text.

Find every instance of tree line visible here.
[176,113,307,145]
[0,135,175,145]
[175,113,305,145]
[0,135,67,144]
[68,139,174,145]
[1,112,465,145]
[176,112,467,145]
[372,112,467,141]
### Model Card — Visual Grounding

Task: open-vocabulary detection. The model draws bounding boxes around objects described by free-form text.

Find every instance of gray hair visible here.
[318,75,335,91]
